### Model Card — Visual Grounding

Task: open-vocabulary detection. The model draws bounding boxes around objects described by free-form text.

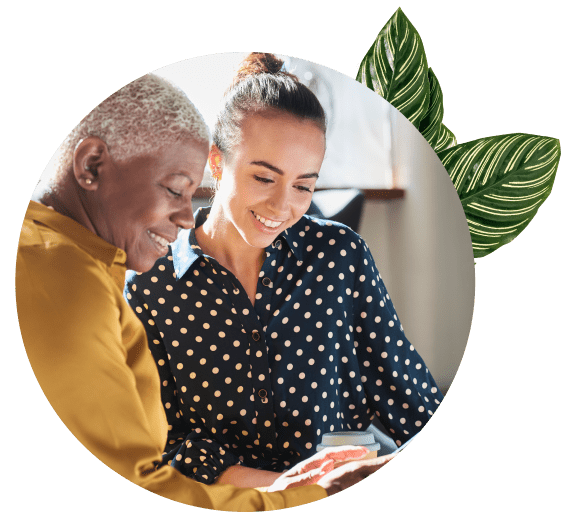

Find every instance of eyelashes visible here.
[254,176,273,184]
[166,187,182,198]
[253,175,312,193]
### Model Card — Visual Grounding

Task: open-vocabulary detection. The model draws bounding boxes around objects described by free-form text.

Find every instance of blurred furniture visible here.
[307,188,365,233]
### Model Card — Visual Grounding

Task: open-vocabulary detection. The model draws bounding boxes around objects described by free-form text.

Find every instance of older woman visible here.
[125,54,443,489]
[16,73,384,511]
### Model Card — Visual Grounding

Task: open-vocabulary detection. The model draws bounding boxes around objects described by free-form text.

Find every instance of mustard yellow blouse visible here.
[16,201,326,511]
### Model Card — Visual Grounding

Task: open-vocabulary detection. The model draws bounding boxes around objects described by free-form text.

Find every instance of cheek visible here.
[225,180,262,212]
[294,193,314,216]
[129,197,167,229]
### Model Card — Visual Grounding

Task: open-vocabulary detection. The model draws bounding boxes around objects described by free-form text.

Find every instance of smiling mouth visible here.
[147,230,171,250]
[252,211,284,229]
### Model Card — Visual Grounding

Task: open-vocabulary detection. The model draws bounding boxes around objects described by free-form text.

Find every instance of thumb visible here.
[318,458,334,477]
[283,463,330,489]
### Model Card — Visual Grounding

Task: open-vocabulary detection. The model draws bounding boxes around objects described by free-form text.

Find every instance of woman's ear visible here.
[73,136,110,191]
[208,144,223,182]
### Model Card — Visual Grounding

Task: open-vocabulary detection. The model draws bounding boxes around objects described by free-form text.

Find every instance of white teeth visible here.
[254,213,282,228]
[148,231,169,248]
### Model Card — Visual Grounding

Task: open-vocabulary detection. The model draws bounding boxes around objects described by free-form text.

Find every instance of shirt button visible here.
[274,240,281,248]
[252,330,261,341]
[262,277,271,286]
[258,389,268,403]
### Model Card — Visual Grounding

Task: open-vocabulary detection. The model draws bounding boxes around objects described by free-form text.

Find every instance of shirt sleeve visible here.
[17,239,326,510]
[350,238,444,446]
[124,275,242,484]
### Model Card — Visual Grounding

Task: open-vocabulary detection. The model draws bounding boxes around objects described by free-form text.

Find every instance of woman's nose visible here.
[267,185,291,216]
[171,200,195,230]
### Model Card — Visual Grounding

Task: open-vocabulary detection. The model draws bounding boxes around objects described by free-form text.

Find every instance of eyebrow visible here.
[170,173,195,184]
[250,160,319,180]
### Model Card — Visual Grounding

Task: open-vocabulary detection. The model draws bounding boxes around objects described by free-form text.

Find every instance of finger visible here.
[296,456,326,473]
[350,456,393,475]
[325,455,393,482]
[294,446,371,475]
[294,450,344,473]
[318,458,334,477]
[282,465,328,489]
[267,468,320,492]
[319,445,370,463]
[301,461,333,482]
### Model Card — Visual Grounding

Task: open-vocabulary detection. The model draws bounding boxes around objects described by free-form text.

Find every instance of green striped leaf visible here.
[436,123,457,152]
[356,8,430,127]
[417,68,442,146]
[418,68,457,153]
[438,134,560,257]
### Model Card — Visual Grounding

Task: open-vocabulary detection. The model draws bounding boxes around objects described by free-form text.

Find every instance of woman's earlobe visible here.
[73,137,107,190]
[209,145,223,182]
[78,164,99,189]
[79,174,98,190]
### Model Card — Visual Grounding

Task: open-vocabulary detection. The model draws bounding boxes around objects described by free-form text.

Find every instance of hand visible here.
[316,453,396,497]
[267,446,371,491]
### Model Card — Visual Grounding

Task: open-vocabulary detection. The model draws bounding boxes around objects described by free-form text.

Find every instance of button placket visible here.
[215,262,277,449]
[244,249,286,446]
[258,388,268,404]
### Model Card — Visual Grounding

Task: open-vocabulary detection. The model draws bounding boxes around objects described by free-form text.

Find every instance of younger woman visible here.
[125,53,443,488]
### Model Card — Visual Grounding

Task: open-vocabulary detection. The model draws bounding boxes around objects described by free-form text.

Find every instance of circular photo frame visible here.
[15,52,474,511]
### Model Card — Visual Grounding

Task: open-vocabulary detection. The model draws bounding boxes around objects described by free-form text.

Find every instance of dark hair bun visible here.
[232,52,298,86]
[215,52,326,156]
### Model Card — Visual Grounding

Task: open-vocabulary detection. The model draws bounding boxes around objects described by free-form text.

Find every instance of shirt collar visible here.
[171,207,208,279]
[278,216,307,263]
[171,207,308,279]
[25,200,126,268]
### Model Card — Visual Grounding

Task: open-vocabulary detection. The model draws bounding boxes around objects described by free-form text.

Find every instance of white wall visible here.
[157,53,394,189]
[359,108,475,393]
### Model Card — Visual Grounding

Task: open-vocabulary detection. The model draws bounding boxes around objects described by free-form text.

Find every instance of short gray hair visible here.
[56,73,209,175]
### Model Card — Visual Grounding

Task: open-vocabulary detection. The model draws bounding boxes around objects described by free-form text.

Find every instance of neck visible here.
[196,203,266,279]
[35,172,98,236]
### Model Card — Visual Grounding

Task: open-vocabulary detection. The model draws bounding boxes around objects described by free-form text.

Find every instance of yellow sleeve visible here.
[16,237,327,511]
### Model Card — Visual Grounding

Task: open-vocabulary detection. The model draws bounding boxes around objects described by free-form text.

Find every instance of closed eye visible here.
[295,185,313,193]
[254,175,274,184]
[166,187,182,197]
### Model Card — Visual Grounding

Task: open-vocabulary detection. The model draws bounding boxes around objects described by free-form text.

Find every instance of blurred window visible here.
[157,53,394,190]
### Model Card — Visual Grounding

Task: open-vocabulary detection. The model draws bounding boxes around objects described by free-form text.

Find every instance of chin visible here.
[126,256,157,274]
[244,232,278,250]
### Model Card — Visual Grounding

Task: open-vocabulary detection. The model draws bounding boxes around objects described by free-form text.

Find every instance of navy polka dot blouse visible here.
[124,208,443,484]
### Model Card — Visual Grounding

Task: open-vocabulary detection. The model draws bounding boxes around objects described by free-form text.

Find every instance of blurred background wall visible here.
[359,107,474,394]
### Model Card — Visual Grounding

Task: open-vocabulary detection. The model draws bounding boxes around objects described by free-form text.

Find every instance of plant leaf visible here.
[436,124,457,152]
[356,8,430,128]
[418,68,442,146]
[438,134,560,257]
[418,68,456,153]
